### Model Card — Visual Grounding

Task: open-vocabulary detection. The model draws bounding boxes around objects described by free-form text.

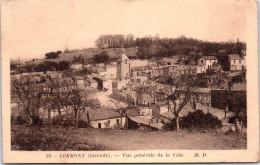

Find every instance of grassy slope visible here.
[28,47,138,65]
[11,125,246,151]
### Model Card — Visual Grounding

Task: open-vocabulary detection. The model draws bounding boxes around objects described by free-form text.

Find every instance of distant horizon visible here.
[9,34,246,61]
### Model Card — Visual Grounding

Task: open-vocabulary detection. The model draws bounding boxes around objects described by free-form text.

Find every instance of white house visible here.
[228,54,246,71]
[80,108,139,129]
[87,109,127,128]
[197,56,218,73]
[70,63,83,70]
[106,65,117,79]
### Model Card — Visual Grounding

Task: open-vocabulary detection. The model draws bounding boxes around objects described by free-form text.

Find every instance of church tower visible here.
[117,49,130,81]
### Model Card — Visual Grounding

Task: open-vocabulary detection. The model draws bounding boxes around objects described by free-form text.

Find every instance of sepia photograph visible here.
[1,0,259,163]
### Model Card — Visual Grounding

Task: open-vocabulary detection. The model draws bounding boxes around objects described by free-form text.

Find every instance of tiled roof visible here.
[194,88,211,93]
[129,116,163,129]
[201,56,218,60]
[117,53,129,61]
[229,54,244,60]
[74,76,84,80]
[81,109,120,121]
[80,107,139,121]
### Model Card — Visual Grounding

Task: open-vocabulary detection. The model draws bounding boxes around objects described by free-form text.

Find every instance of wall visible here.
[76,79,85,89]
[90,117,126,128]
[230,59,246,71]
[117,60,130,81]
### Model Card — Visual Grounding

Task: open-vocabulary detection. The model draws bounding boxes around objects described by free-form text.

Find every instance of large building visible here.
[197,56,218,73]
[117,53,131,81]
[228,54,246,71]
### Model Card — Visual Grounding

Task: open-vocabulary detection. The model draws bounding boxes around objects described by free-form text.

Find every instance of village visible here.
[10,39,247,133]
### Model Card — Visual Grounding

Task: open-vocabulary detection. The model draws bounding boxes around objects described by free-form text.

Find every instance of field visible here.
[27,47,138,65]
[11,125,246,151]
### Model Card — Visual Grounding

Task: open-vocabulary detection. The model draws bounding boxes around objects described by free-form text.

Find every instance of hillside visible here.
[28,47,138,65]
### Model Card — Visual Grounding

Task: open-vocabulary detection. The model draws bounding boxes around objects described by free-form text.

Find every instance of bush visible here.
[162,119,178,131]
[52,115,74,127]
[182,110,222,131]
[78,120,90,128]
[15,116,29,125]
[32,116,43,126]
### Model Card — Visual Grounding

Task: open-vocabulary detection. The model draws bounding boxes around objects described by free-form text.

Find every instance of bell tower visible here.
[117,49,130,81]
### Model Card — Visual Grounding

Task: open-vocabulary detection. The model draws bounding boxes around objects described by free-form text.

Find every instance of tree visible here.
[36,61,58,72]
[10,63,17,70]
[138,64,202,131]
[222,89,247,133]
[11,77,45,125]
[45,51,62,59]
[93,51,109,63]
[107,99,136,128]
[45,79,68,118]
[58,60,70,71]
[95,34,126,48]
[67,89,94,127]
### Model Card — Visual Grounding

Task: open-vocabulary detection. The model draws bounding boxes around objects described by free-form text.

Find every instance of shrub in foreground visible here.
[182,110,222,131]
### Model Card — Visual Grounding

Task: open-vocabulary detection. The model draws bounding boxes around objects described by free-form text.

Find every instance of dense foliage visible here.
[95,34,135,48]
[182,110,222,131]
[45,50,62,59]
[163,110,222,131]
[93,51,110,63]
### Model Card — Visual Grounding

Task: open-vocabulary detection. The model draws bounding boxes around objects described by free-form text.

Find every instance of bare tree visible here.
[67,89,94,127]
[222,88,247,134]
[106,99,137,128]
[11,77,44,124]
[136,64,201,131]
[45,79,68,116]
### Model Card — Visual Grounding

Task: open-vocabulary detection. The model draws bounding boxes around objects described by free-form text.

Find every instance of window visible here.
[98,123,101,128]
[234,60,235,64]
[239,60,241,64]
[201,60,203,63]
[210,60,211,63]
[116,119,119,125]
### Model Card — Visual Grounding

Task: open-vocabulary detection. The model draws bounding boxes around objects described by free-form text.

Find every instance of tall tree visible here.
[137,64,201,131]
[67,89,94,127]
[11,77,44,125]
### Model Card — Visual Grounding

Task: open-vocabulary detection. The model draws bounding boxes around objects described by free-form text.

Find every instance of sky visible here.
[2,0,247,59]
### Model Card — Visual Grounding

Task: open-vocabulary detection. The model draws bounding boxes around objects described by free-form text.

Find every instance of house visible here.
[228,54,246,71]
[70,63,83,70]
[137,92,155,107]
[98,65,117,80]
[80,107,139,129]
[144,67,159,78]
[193,88,212,107]
[95,63,105,68]
[130,59,149,68]
[74,76,85,90]
[106,65,117,79]
[131,66,144,78]
[197,56,218,73]
[89,79,98,89]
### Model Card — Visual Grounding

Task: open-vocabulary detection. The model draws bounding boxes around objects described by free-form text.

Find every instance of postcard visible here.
[1,0,259,163]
